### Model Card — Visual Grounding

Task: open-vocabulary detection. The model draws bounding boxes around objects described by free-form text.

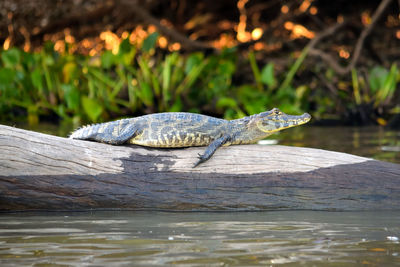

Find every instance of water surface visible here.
[278,126,400,164]
[0,211,399,266]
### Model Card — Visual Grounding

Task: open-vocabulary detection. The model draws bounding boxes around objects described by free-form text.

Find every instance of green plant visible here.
[0,35,240,125]
[3,32,396,127]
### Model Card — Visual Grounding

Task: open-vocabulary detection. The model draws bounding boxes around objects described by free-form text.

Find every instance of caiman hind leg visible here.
[96,122,140,145]
[193,135,230,167]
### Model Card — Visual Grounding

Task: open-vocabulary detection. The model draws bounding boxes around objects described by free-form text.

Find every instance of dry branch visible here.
[118,0,212,51]
[309,0,392,75]
[0,124,399,212]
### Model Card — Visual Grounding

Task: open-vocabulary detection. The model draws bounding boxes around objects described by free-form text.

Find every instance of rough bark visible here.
[0,124,399,212]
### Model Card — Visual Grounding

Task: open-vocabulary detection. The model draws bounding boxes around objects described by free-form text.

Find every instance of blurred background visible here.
[0,0,399,162]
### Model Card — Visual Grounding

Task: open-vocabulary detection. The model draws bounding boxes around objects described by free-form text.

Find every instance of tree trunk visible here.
[0,124,399,211]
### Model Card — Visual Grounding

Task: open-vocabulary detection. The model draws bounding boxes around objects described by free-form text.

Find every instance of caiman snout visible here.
[256,108,311,133]
[301,112,311,122]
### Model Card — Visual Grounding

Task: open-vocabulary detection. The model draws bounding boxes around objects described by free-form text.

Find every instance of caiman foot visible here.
[193,153,207,168]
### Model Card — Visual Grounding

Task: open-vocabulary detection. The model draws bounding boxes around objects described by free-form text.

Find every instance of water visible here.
[0,211,399,266]
[1,124,399,265]
[277,126,400,164]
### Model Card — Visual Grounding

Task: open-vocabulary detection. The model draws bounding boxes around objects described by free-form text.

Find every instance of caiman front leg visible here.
[193,135,231,167]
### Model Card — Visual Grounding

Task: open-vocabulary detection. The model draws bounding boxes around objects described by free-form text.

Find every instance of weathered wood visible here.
[0,124,399,211]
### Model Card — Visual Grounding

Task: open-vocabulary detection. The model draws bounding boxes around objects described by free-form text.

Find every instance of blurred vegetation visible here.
[1,0,400,128]
[0,32,399,127]
[0,34,301,125]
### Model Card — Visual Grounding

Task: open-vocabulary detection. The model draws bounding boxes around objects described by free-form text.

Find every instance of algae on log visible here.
[0,124,399,211]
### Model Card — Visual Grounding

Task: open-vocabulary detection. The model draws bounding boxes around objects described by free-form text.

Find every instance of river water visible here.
[0,211,399,266]
[1,125,399,266]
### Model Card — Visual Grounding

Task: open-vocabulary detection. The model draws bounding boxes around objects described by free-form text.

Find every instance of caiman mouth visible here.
[257,109,311,133]
[273,112,311,129]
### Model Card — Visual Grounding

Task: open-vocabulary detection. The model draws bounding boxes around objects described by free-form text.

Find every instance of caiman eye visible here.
[272,108,281,115]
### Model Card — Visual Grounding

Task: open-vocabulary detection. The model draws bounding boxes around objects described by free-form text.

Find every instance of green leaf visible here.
[352,69,361,105]
[376,64,398,105]
[118,40,136,66]
[119,37,132,54]
[82,96,103,122]
[369,66,388,93]
[261,63,276,88]
[162,54,173,93]
[296,85,309,100]
[27,105,39,126]
[101,50,115,68]
[169,97,183,112]
[62,84,80,110]
[0,68,16,87]
[219,61,235,76]
[248,51,263,91]
[43,54,55,66]
[1,48,21,67]
[278,46,309,91]
[185,53,203,74]
[137,56,152,83]
[176,60,208,94]
[142,32,159,52]
[216,97,237,109]
[30,68,43,89]
[138,81,154,106]
[62,62,77,83]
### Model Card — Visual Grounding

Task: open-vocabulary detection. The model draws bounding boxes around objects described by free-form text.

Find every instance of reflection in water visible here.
[0,211,399,266]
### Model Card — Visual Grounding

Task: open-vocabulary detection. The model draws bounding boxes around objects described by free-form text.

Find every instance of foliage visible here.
[0,39,238,125]
[349,65,399,124]
[0,34,398,126]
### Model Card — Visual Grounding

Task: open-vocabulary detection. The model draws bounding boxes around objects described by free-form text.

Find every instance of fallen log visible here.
[0,124,399,211]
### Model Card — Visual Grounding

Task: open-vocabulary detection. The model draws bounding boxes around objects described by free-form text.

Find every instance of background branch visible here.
[309,0,392,75]
[118,0,213,52]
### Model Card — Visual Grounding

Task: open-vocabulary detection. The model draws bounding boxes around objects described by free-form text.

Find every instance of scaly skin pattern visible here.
[69,108,311,166]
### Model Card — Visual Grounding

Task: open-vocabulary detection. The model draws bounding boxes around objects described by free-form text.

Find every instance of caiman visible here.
[69,108,311,167]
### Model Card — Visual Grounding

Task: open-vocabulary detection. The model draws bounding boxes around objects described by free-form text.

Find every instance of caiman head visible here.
[252,108,311,134]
